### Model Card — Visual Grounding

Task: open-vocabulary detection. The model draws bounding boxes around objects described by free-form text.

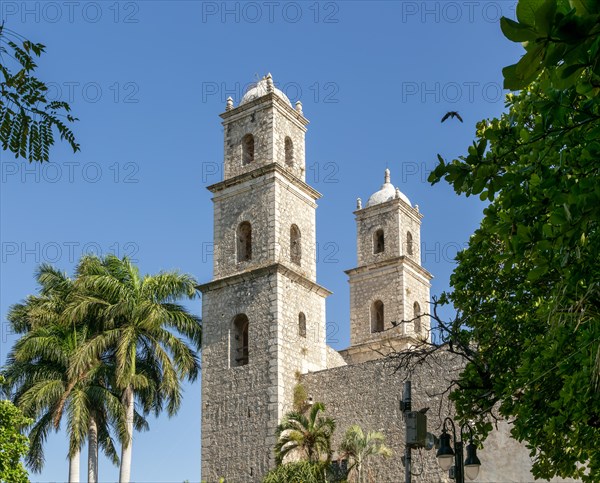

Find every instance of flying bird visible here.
[441,111,463,123]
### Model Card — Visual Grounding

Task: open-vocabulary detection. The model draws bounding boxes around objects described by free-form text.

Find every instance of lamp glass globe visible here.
[437,454,454,471]
[465,464,480,480]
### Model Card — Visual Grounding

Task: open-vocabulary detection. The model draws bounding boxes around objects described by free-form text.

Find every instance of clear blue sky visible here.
[0,1,522,481]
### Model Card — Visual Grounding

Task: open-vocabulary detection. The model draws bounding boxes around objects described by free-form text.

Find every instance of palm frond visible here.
[25,411,53,473]
[275,403,335,465]
[141,272,198,302]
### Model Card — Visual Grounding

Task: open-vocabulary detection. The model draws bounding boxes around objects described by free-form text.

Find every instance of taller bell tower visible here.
[199,74,331,481]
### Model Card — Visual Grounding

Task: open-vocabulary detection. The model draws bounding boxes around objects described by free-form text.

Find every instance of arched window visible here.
[242,134,254,165]
[407,232,414,256]
[237,222,252,262]
[285,136,294,167]
[232,314,249,367]
[290,224,301,265]
[413,302,421,336]
[298,312,306,338]
[371,300,384,333]
[373,229,385,254]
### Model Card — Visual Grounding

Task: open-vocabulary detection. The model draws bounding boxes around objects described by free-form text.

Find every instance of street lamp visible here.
[436,418,481,482]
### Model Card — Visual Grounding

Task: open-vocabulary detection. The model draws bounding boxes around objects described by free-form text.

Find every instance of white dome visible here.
[240,74,291,107]
[365,169,411,207]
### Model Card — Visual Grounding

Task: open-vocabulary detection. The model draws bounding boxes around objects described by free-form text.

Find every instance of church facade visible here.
[199,75,575,483]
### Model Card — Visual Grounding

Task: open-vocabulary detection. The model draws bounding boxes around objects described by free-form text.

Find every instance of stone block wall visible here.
[326,344,348,369]
[200,264,330,483]
[398,204,423,265]
[301,354,457,483]
[273,175,318,282]
[271,101,306,181]
[200,269,279,481]
[211,175,276,279]
[355,200,422,267]
[221,96,307,181]
[356,202,401,267]
[222,102,274,179]
[210,168,319,281]
[348,263,407,344]
[275,269,329,421]
[402,262,431,340]
[301,354,577,483]
[347,260,430,345]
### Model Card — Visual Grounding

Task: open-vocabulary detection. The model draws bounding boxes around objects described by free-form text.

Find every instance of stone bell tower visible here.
[342,169,432,363]
[198,74,331,482]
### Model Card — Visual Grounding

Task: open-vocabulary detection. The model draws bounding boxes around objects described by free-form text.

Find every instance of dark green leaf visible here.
[501,17,538,42]
[517,0,548,25]
[534,0,557,34]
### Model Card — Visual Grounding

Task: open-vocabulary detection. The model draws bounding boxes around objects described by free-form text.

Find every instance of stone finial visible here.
[415,204,419,212]
[395,187,401,199]
[266,73,274,93]
[357,197,362,209]
[384,168,391,184]
[226,96,234,111]
[295,100,303,114]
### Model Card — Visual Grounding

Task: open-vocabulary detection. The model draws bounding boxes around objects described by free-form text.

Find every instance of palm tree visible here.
[4,264,126,483]
[275,402,336,465]
[5,265,84,481]
[338,425,392,483]
[5,326,124,481]
[67,254,202,483]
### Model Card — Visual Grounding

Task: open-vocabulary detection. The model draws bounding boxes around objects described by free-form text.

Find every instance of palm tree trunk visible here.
[119,385,134,483]
[88,415,98,483]
[69,447,80,483]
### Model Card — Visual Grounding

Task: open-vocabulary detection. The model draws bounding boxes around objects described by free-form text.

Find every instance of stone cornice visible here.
[344,255,433,281]
[219,92,309,130]
[197,262,332,297]
[206,162,322,200]
[354,196,423,221]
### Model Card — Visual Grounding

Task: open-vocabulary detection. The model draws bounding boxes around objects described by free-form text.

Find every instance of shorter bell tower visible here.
[342,169,432,363]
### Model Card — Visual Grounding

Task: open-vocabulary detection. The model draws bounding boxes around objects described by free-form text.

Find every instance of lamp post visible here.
[436,418,481,482]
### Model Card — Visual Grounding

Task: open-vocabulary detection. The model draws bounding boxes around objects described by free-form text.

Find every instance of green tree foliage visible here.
[262,461,347,483]
[292,383,309,413]
[67,254,201,483]
[2,257,201,482]
[275,402,335,466]
[262,461,331,483]
[0,24,79,162]
[428,0,600,480]
[500,0,600,91]
[3,265,130,482]
[0,376,32,483]
[338,425,391,483]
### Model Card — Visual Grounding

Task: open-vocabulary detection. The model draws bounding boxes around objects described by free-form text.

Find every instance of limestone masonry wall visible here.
[276,270,328,421]
[356,203,402,267]
[301,354,576,483]
[271,103,306,180]
[222,96,307,181]
[201,270,278,481]
[223,103,275,179]
[273,177,318,281]
[212,176,276,279]
[348,264,407,344]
